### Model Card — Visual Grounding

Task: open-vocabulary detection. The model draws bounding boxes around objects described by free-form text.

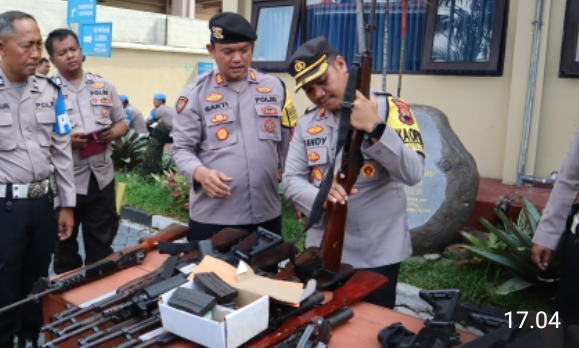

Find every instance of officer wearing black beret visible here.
[172,12,298,241]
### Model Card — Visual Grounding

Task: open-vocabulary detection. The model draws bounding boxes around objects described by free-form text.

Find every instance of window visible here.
[251,0,508,75]
[251,0,302,69]
[560,0,579,77]
[421,0,508,72]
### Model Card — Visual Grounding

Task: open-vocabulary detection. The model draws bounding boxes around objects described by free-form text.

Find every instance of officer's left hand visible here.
[350,90,381,133]
[57,207,75,240]
[96,125,116,143]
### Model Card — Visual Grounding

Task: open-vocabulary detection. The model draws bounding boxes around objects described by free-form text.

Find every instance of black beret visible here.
[209,12,257,44]
[286,36,337,92]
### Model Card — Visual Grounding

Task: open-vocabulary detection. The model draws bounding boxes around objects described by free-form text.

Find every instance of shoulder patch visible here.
[176,97,188,113]
[386,96,424,154]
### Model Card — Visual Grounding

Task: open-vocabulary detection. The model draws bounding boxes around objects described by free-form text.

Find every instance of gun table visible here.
[43,250,478,348]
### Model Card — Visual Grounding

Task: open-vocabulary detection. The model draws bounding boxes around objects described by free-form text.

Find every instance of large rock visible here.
[405,105,479,254]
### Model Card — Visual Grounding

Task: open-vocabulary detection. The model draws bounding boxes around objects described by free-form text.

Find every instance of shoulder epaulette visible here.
[371,89,392,97]
[192,70,213,87]
[305,104,319,113]
[44,76,60,89]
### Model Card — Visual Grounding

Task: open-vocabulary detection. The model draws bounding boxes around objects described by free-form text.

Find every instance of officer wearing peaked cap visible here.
[172,12,298,241]
[0,11,75,347]
[148,92,174,128]
[46,28,129,275]
[283,37,425,308]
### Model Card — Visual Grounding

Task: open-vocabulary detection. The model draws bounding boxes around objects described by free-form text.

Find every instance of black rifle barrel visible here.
[133,333,178,348]
[80,316,161,348]
[41,316,116,348]
[77,316,142,346]
[0,287,59,316]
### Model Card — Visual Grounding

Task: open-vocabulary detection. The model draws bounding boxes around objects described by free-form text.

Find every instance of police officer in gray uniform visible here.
[283,37,424,308]
[147,93,173,128]
[46,29,129,274]
[532,133,579,329]
[0,11,75,348]
[172,12,297,241]
[120,94,148,135]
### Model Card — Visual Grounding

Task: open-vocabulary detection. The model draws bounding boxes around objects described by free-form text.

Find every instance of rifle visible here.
[42,227,249,339]
[276,307,354,348]
[0,223,189,317]
[276,0,379,290]
[377,289,462,348]
[247,270,388,348]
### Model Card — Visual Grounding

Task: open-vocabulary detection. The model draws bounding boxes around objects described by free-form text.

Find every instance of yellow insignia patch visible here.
[320,108,326,118]
[257,86,272,94]
[313,168,323,181]
[216,127,228,141]
[215,73,225,86]
[262,106,278,115]
[361,164,375,178]
[308,152,320,162]
[91,83,105,89]
[387,96,424,154]
[250,70,257,81]
[307,125,323,135]
[211,114,229,123]
[281,86,297,128]
[212,26,224,40]
[206,92,224,102]
[295,60,306,72]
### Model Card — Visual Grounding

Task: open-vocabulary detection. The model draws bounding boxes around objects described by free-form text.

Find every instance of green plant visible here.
[112,129,148,171]
[457,196,560,295]
[162,150,176,171]
[151,169,190,211]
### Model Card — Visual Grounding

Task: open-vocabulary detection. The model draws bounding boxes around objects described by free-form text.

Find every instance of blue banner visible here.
[68,0,96,24]
[198,62,214,74]
[80,22,112,57]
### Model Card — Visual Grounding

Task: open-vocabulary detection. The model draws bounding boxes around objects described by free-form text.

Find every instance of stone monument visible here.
[405,105,479,254]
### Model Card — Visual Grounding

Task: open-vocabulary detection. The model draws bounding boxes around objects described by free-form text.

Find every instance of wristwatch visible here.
[367,122,386,140]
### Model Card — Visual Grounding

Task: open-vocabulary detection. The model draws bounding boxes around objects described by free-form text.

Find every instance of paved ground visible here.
[18,220,153,348]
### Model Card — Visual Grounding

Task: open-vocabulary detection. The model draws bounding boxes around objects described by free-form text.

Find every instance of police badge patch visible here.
[264,119,275,133]
[308,152,320,162]
[102,108,109,118]
[361,164,375,178]
[257,86,272,94]
[211,114,229,123]
[91,83,105,89]
[262,106,278,115]
[307,125,323,135]
[176,97,188,113]
[313,167,323,181]
[216,127,228,141]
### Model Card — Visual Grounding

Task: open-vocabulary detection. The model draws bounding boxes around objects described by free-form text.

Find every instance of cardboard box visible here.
[159,280,269,348]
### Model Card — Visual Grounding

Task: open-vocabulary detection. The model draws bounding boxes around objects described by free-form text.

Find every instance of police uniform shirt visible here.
[53,70,127,195]
[534,133,579,250]
[0,67,75,207]
[149,104,174,128]
[283,93,425,268]
[126,103,148,134]
[172,68,297,225]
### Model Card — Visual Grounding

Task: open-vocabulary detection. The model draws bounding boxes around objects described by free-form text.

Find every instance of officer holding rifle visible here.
[283,37,425,308]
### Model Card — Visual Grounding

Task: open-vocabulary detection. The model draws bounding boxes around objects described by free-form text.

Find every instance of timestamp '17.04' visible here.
[505,311,560,329]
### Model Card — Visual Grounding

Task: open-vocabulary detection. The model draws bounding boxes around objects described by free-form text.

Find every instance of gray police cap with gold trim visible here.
[209,12,257,44]
[287,36,337,92]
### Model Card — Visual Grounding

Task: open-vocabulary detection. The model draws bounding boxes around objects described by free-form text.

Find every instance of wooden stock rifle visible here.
[275,0,379,290]
[247,270,388,348]
[0,223,190,317]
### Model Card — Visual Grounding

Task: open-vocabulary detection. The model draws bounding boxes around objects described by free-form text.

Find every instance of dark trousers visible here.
[359,263,401,309]
[53,174,119,274]
[187,215,282,242]
[0,190,56,348]
[553,230,579,327]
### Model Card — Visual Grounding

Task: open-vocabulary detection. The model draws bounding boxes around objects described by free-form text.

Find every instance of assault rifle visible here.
[377,289,462,348]
[41,227,248,336]
[275,0,379,290]
[0,223,189,316]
